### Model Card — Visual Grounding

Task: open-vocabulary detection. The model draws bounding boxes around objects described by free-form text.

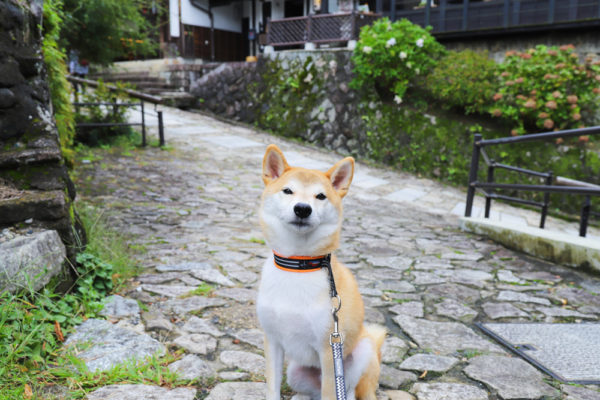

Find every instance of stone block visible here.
[0,190,67,225]
[0,230,66,292]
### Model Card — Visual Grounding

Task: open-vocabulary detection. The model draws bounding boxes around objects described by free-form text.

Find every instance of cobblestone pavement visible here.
[71,106,600,400]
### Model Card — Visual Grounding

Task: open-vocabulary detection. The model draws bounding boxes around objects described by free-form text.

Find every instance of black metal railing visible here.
[267,12,380,47]
[377,0,600,37]
[464,126,600,237]
[67,76,165,147]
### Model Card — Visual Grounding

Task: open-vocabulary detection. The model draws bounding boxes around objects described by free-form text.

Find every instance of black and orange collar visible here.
[273,251,331,273]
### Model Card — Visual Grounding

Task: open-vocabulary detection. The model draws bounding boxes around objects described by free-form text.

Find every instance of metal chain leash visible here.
[322,255,347,400]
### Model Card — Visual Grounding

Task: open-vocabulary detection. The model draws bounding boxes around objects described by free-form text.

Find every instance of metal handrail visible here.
[464,127,600,237]
[68,76,166,147]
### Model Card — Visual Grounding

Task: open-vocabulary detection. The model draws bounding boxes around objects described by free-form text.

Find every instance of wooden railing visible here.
[377,0,600,36]
[267,12,380,47]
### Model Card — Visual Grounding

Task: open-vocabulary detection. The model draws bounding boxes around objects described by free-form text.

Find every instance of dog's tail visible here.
[365,324,387,362]
[355,324,387,400]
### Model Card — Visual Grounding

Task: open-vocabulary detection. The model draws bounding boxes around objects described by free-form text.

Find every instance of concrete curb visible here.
[459,217,600,274]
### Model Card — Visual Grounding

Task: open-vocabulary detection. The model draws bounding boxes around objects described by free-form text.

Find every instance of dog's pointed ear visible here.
[326,157,354,198]
[263,144,290,185]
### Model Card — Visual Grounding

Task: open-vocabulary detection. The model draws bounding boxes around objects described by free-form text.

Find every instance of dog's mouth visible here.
[289,219,311,229]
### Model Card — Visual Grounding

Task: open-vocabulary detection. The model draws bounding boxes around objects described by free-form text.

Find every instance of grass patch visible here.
[76,202,140,290]
[182,283,215,298]
[249,237,265,245]
[42,351,190,399]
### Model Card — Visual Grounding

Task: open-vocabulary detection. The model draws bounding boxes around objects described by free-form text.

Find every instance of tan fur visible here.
[259,145,386,400]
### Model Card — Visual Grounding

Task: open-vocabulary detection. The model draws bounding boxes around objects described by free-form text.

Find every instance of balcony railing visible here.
[379,0,600,37]
[267,12,380,47]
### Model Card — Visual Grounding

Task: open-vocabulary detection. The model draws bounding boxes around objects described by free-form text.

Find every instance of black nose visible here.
[294,203,312,219]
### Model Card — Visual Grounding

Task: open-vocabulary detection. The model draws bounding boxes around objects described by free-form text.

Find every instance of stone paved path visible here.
[70,106,600,400]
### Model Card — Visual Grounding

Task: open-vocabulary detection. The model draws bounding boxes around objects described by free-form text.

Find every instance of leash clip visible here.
[330,294,344,345]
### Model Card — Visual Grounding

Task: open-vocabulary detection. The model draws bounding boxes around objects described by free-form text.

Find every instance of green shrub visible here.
[75,80,134,145]
[490,44,600,134]
[351,18,445,102]
[425,50,497,114]
[250,57,324,136]
[43,0,76,166]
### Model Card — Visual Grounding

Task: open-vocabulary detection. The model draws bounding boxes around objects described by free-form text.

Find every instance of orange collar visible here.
[273,251,330,273]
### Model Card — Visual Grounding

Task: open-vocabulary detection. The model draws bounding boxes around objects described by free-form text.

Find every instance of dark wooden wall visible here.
[189,26,245,61]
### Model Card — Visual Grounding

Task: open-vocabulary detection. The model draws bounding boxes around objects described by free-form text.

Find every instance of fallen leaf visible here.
[24,384,33,399]
[233,339,240,344]
[54,321,64,342]
[419,370,428,379]
[561,298,568,306]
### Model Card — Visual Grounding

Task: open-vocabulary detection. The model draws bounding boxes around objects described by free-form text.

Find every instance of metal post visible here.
[580,195,591,237]
[503,0,510,27]
[141,101,146,147]
[425,0,432,27]
[462,0,469,31]
[439,0,447,32]
[465,133,482,217]
[485,163,495,218]
[540,172,552,229]
[512,0,520,25]
[390,0,396,21]
[548,0,556,23]
[306,14,312,43]
[376,0,382,14]
[568,0,578,20]
[158,110,165,147]
[351,11,356,39]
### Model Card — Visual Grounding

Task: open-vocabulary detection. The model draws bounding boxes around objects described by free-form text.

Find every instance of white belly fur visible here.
[257,255,332,367]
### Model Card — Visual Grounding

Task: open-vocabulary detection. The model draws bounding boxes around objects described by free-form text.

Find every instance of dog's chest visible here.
[257,260,332,366]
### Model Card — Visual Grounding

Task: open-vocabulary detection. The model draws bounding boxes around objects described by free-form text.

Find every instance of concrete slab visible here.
[452,202,482,218]
[199,135,263,149]
[282,151,331,171]
[353,172,388,189]
[480,323,600,383]
[460,217,600,273]
[385,188,427,203]
[167,126,222,135]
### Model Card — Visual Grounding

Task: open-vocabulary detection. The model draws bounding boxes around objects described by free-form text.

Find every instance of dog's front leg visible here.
[319,342,337,400]
[265,336,284,400]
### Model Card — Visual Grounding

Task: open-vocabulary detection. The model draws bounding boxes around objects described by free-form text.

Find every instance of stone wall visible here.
[190,62,260,122]
[190,49,366,155]
[443,28,600,62]
[0,0,83,290]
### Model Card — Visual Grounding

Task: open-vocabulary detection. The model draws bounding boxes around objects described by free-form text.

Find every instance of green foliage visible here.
[351,18,445,101]
[76,202,140,288]
[75,252,114,301]
[361,94,600,214]
[42,0,76,166]
[361,101,474,184]
[0,255,112,396]
[61,0,159,65]
[0,201,142,397]
[75,80,135,146]
[426,50,497,114]
[490,45,600,134]
[250,57,324,136]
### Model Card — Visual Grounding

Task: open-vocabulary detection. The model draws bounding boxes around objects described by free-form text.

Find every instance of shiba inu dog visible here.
[256,144,386,400]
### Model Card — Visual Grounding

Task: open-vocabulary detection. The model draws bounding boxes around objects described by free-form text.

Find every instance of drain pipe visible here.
[190,0,215,61]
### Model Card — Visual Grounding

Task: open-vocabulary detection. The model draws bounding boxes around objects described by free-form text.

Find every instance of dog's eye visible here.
[283,188,293,195]
[316,193,326,200]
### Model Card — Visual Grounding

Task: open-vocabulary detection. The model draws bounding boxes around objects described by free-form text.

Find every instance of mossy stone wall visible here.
[0,0,83,265]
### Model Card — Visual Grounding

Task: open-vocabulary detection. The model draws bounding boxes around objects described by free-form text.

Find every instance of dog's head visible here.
[259,144,354,256]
